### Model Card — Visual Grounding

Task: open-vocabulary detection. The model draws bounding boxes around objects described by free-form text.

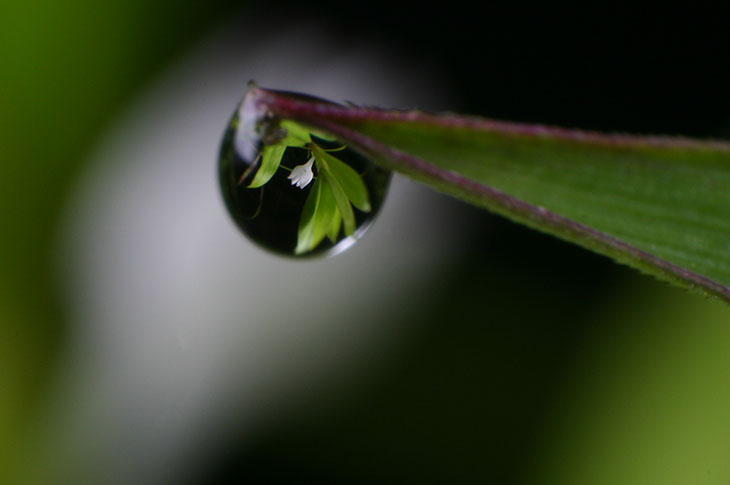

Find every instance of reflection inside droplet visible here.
[218,89,391,257]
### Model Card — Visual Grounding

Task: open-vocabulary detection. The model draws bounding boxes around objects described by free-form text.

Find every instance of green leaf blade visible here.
[247,144,285,188]
[347,121,730,291]
[254,87,730,301]
[295,178,320,254]
[327,207,342,243]
[316,147,371,212]
[295,177,340,255]
[279,120,311,147]
[321,169,356,236]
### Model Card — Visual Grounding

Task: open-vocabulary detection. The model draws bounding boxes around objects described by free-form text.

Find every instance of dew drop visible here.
[218,89,391,257]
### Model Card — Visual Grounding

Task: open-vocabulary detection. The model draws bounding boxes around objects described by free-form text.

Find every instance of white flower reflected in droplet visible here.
[287,156,315,189]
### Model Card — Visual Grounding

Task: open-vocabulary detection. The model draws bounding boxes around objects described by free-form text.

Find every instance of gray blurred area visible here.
[46,14,469,484]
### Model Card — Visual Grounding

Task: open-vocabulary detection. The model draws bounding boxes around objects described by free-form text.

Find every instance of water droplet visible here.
[218,90,391,257]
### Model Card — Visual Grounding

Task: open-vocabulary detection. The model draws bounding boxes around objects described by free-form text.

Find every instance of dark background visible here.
[2,2,730,483]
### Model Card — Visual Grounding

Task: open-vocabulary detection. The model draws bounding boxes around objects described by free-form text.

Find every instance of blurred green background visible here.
[0,0,233,464]
[2,2,729,483]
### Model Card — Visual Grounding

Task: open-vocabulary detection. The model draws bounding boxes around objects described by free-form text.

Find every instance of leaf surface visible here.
[253,87,730,301]
[314,146,371,212]
[248,144,285,188]
[321,168,356,237]
[296,177,338,254]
